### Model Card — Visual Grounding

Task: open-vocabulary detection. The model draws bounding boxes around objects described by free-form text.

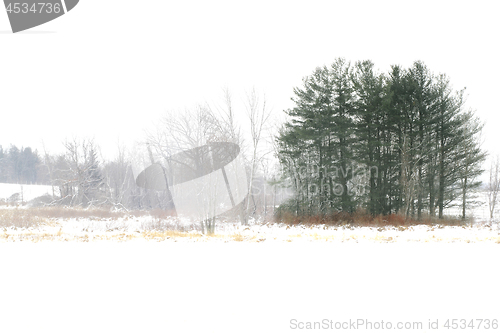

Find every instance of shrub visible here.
[276,210,465,228]
[0,208,48,228]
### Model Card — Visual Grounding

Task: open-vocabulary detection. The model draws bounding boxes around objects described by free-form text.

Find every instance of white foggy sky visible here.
[0,0,498,163]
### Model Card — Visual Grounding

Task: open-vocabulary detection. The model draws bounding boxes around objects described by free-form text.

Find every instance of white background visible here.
[1,0,499,163]
[1,3,499,332]
[1,241,499,333]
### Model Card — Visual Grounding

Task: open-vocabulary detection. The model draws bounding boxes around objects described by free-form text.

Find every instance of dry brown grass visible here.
[277,210,466,228]
[0,206,167,224]
[149,208,177,219]
[0,206,204,236]
[0,206,138,229]
[0,199,18,207]
[0,208,49,228]
[0,229,266,242]
[36,206,128,220]
[142,230,203,241]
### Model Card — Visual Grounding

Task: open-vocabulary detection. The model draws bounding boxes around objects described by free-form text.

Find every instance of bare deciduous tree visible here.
[145,101,242,233]
[487,156,500,220]
[59,138,105,206]
[244,87,273,223]
[102,141,136,210]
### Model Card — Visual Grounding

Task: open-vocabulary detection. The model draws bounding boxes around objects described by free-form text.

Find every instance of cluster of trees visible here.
[0,145,44,184]
[277,58,485,219]
[144,89,277,226]
[2,61,489,222]
[0,141,134,208]
[42,139,108,206]
[0,89,282,221]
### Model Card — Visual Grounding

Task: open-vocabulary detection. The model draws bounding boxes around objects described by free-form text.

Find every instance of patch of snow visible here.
[0,183,58,202]
[0,241,498,332]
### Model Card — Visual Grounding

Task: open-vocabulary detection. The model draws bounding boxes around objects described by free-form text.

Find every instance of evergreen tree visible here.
[454,109,486,219]
[278,58,357,214]
[277,58,486,220]
[351,60,387,215]
[0,146,5,183]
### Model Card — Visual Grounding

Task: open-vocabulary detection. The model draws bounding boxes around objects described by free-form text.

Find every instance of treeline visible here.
[1,92,281,217]
[0,141,159,209]
[0,145,44,184]
[277,59,485,219]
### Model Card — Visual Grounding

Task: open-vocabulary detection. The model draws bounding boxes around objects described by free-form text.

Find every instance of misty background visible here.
[1,1,498,158]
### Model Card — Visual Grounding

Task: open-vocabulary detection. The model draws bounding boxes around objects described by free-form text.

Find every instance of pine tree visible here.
[278,58,357,214]
[277,59,486,219]
[454,110,486,219]
[351,60,387,214]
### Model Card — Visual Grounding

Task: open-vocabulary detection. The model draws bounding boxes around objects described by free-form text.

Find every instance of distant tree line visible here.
[3,62,485,221]
[0,89,281,218]
[277,58,485,219]
[0,140,151,209]
[0,145,44,184]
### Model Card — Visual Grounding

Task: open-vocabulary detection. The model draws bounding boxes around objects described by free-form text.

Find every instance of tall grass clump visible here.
[0,208,48,228]
[276,209,465,228]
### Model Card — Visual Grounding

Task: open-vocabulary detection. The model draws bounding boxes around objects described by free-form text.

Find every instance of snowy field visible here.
[1,182,500,332]
[1,241,499,333]
[0,182,57,203]
[0,212,499,332]
[0,207,499,243]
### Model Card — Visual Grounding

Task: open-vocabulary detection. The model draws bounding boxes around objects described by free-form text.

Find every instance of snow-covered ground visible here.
[0,212,498,332]
[1,181,499,333]
[1,211,499,243]
[0,240,499,333]
[0,182,57,202]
